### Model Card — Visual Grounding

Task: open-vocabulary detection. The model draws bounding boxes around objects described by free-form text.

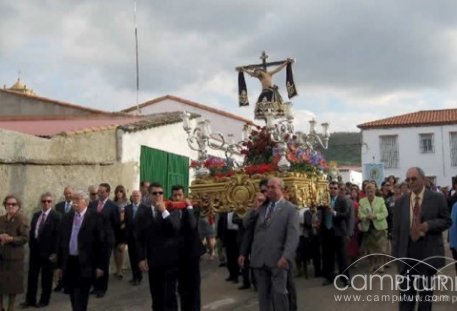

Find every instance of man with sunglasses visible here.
[137,182,181,311]
[21,192,61,308]
[392,167,451,311]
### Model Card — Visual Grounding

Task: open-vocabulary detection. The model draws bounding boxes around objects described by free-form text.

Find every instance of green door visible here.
[140,146,190,198]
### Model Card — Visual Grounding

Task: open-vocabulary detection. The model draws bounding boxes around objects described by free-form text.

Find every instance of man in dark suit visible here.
[137,182,181,311]
[321,181,350,286]
[217,211,240,283]
[55,186,74,215]
[21,192,61,308]
[88,183,120,298]
[54,186,74,292]
[124,190,145,286]
[243,177,299,311]
[171,184,203,311]
[392,167,451,311]
[57,190,106,311]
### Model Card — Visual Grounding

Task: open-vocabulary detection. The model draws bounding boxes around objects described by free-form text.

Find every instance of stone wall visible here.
[0,128,137,218]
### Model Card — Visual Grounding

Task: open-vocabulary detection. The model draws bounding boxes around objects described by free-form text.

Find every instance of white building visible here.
[358,109,457,187]
[122,95,252,141]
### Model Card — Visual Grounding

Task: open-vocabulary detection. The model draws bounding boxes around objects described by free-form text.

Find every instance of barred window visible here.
[419,133,434,153]
[450,132,457,167]
[379,135,399,168]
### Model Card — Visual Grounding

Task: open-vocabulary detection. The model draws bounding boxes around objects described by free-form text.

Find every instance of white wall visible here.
[133,99,249,141]
[361,125,457,186]
[339,170,363,187]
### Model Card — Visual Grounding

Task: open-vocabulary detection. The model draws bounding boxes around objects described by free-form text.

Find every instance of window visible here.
[419,133,434,153]
[379,135,399,168]
[450,132,457,167]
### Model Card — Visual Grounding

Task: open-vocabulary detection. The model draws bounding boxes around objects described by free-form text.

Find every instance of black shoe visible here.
[232,278,239,284]
[89,289,96,295]
[238,284,250,290]
[95,291,105,298]
[218,262,226,267]
[20,302,36,308]
[322,279,332,286]
[225,277,235,282]
[36,302,48,308]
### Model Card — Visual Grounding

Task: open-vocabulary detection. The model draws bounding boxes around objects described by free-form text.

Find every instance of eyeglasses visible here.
[151,191,164,195]
[405,177,418,182]
[260,190,267,193]
[42,200,52,203]
[90,193,97,196]
[5,202,18,206]
[329,187,338,190]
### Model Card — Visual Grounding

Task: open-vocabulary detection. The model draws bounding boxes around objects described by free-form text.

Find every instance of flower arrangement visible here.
[190,156,235,178]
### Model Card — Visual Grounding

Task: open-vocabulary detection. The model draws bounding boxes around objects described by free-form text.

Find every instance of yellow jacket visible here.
[358,196,388,232]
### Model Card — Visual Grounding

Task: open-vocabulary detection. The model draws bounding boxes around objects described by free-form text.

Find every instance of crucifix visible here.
[237,51,288,72]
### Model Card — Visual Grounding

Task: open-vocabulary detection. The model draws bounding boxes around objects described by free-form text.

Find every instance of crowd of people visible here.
[0,166,455,310]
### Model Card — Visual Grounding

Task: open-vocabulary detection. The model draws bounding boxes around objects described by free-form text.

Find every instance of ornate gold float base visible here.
[189,171,329,216]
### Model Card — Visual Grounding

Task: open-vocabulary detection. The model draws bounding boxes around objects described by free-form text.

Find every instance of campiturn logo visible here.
[334,254,457,292]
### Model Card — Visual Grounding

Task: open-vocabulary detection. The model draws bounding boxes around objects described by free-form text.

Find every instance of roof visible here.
[121,94,253,124]
[0,112,192,138]
[0,88,128,117]
[357,109,457,129]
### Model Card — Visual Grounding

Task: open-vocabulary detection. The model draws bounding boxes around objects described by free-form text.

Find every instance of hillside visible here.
[321,132,361,166]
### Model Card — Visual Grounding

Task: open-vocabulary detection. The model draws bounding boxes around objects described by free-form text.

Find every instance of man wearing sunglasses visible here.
[392,167,451,311]
[21,192,61,308]
[137,182,181,311]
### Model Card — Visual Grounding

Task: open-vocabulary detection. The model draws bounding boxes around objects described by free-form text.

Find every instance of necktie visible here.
[36,212,46,238]
[97,200,104,213]
[265,201,275,224]
[133,204,138,218]
[325,197,335,229]
[69,213,83,255]
[410,196,421,241]
[65,202,70,213]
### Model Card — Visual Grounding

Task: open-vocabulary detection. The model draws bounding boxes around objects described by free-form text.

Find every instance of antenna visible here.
[134,0,141,114]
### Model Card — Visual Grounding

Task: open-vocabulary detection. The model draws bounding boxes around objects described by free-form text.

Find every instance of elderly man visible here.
[57,190,105,311]
[21,192,61,308]
[392,167,451,311]
[247,177,299,311]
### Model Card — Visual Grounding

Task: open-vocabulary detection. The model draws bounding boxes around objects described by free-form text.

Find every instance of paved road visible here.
[16,257,457,310]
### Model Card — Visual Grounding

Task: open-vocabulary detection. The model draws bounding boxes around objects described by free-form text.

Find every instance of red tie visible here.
[97,201,104,213]
[410,196,421,241]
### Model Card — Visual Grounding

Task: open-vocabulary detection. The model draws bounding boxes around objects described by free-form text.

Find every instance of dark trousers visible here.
[26,251,55,305]
[224,230,239,280]
[308,235,322,277]
[452,248,457,275]
[148,265,178,311]
[178,257,201,311]
[240,256,251,287]
[127,238,142,282]
[65,256,92,311]
[287,264,297,311]
[93,246,112,293]
[322,228,349,282]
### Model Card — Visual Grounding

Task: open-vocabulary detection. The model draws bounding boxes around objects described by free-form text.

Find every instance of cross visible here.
[236,51,287,71]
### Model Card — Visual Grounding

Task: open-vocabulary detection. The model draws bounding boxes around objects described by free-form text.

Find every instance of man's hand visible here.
[238,255,245,268]
[419,222,429,233]
[156,201,166,213]
[277,257,289,269]
[95,269,104,278]
[139,260,149,272]
[185,199,192,207]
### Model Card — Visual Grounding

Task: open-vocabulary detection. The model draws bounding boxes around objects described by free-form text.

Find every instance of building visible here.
[358,109,457,187]
[122,94,252,141]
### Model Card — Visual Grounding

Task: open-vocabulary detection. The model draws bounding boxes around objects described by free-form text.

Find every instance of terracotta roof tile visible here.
[357,109,457,129]
[122,94,253,124]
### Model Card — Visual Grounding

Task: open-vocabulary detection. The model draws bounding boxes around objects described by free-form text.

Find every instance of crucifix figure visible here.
[236,51,297,120]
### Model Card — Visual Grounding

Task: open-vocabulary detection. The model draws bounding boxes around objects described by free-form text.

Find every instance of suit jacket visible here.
[0,213,29,261]
[249,199,299,268]
[324,195,350,237]
[57,209,106,279]
[358,196,388,232]
[88,199,120,247]
[136,206,182,268]
[303,209,321,238]
[392,189,451,272]
[55,201,72,215]
[178,207,204,259]
[124,203,147,242]
[29,209,61,258]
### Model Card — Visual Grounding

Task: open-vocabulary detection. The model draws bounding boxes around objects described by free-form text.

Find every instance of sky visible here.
[2,0,457,132]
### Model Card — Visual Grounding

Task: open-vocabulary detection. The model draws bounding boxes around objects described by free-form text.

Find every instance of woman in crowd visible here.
[347,186,360,263]
[358,183,389,273]
[0,195,29,311]
[113,185,129,280]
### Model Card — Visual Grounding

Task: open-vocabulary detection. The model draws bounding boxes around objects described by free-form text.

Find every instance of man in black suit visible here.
[171,184,203,311]
[55,186,74,215]
[137,182,181,311]
[88,183,120,298]
[393,167,451,311]
[321,181,350,286]
[54,186,74,292]
[217,211,240,284]
[21,192,61,308]
[57,190,106,311]
[124,190,145,286]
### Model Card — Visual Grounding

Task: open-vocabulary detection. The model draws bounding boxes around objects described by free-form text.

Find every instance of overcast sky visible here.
[2,0,457,132]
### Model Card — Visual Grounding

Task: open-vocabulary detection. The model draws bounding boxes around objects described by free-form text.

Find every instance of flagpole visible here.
[134,0,140,114]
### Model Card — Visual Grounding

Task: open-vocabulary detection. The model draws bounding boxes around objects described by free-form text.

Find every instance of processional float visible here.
[182,52,331,215]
